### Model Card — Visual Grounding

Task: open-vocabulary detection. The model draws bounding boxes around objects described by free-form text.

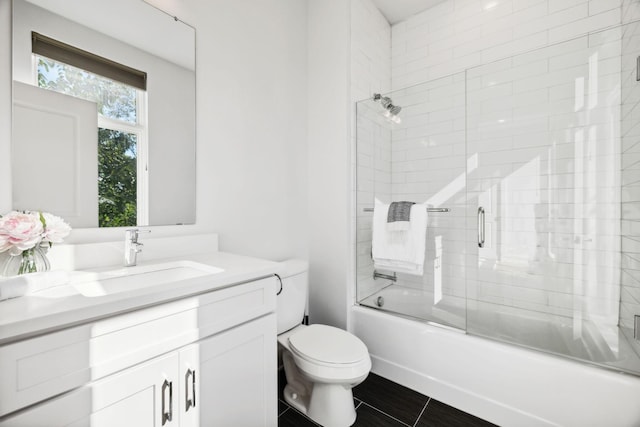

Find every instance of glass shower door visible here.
[355,73,468,330]
[465,28,637,372]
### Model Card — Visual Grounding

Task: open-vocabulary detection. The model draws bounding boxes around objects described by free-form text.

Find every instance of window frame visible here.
[31,53,150,227]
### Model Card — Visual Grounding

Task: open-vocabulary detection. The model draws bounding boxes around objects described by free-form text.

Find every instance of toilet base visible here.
[278,325,370,427]
[283,383,357,427]
[282,384,310,415]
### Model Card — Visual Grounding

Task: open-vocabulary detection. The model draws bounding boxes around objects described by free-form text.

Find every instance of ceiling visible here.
[370,0,447,24]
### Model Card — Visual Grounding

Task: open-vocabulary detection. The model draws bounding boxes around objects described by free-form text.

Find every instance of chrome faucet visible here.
[124,229,150,267]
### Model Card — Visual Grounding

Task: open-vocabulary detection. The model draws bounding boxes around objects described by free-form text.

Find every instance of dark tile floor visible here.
[278,370,498,427]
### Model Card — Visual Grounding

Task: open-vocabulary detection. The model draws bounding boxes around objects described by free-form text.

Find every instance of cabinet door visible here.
[179,313,277,427]
[178,344,199,427]
[89,351,179,427]
[0,352,179,427]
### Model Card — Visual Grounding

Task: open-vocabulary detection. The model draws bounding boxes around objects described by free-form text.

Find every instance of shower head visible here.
[373,93,402,118]
[388,104,402,115]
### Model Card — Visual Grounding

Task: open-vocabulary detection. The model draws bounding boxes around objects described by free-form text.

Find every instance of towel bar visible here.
[362,207,450,213]
[373,270,397,281]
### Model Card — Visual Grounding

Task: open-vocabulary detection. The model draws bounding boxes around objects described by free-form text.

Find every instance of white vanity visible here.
[0,235,279,426]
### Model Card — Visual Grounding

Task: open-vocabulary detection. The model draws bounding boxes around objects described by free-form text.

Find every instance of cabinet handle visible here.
[161,379,173,425]
[185,368,197,411]
[477,207,485,248]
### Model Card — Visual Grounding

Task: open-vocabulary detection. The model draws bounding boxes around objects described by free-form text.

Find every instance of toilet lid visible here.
[288,324,368,365]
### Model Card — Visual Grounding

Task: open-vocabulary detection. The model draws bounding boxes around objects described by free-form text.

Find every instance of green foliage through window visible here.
[98,129,137,227]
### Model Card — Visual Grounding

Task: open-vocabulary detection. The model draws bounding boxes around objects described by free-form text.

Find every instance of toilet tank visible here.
[276,259,309,334]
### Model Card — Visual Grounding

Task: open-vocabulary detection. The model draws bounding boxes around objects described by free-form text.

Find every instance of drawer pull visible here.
[185,368,196,411]
[161,379,173,425]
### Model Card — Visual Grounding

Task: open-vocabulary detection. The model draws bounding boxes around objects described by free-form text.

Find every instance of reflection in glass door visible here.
[465,27,640,373]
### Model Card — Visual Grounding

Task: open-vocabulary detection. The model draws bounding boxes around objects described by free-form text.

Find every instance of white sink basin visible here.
[36,261,224,298]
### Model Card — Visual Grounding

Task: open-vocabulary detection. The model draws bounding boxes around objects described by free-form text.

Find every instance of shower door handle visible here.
[477,207,485,248]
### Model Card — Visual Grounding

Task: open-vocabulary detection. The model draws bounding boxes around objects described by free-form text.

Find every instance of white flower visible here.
[0,233,10,253]
[0,211,44,256]
[41,212,71,244]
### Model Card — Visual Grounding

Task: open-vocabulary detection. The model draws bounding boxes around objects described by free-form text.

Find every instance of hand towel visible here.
[372,199,427,276]
[0,270,70,301]
[387,201,415,231]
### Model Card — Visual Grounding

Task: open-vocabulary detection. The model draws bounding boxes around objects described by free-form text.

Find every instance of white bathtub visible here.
[351,305,640,427]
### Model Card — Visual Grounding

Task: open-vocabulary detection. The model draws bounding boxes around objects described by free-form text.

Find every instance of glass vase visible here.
[1,245,51,277]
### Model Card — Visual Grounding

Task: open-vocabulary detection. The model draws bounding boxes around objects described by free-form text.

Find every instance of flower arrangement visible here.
[0,211,71,275]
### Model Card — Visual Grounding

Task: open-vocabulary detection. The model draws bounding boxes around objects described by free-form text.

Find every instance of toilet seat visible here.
[285,324,371,382]
[289,324,368,366]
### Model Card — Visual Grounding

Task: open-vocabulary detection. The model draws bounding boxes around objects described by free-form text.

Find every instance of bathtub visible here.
[351,305,640,427]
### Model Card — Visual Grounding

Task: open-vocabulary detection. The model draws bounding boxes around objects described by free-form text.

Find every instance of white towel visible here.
[372,199,427,276]
[0,271,70,301]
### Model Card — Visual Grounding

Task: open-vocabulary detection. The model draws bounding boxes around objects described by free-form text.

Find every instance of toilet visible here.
[277,259,371,427]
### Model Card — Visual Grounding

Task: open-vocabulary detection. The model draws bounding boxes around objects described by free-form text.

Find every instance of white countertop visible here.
[0,251,281,345]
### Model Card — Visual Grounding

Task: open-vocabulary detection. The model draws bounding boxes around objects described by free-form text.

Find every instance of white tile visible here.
[549,9,622,43]
[512,0,547,11]
[589,0,622,16]
[548,3,590,28]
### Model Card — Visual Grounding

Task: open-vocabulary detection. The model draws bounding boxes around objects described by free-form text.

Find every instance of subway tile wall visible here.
[351,0,391,101]
[392,0,623,89]
[351,0,392,300]
[623,0,640,23]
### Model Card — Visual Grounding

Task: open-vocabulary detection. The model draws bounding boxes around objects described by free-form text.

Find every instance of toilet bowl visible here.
[277,260,371,427]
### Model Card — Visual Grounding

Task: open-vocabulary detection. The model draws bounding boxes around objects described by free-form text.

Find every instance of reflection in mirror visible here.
[11,0,196,228]
[34,32,147,227]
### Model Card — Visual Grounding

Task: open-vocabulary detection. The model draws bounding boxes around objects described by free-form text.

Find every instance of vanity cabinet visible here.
[0,276,277,426]
[179,314,276,427]
[0,351,181,427]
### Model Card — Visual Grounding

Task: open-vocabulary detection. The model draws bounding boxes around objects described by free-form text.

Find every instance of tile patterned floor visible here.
[278,371,498,427]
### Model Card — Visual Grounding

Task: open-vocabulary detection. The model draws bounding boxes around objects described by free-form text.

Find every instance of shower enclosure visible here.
[355,22,640,376]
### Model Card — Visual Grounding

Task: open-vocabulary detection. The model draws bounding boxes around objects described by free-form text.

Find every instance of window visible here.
[32,33,148,227]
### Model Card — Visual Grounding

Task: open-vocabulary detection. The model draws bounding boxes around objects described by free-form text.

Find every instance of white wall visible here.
[306,0,392,328]
[307,0,351,327]
[173,0,308,262]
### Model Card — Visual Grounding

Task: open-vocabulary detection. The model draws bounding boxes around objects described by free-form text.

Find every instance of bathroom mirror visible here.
[10,0,196,228]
